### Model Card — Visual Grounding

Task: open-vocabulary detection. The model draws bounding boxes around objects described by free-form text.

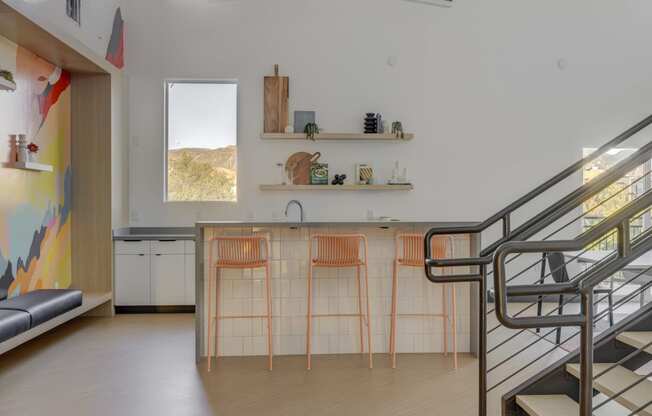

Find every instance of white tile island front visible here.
[194,220,479,363]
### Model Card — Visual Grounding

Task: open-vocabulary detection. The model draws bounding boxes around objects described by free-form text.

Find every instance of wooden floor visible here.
[0,314,478,416]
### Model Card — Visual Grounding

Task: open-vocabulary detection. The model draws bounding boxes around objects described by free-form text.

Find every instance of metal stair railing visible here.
[493,190,652,416]
[423,115,652,416]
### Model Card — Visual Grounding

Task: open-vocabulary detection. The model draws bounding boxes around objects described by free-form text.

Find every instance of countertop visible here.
[195,219,477,227]
[113,227,195,241]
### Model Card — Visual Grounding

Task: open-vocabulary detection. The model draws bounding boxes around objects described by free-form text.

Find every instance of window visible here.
[66,0,81,25]
[164,80,238,202]
[582,148,651,250]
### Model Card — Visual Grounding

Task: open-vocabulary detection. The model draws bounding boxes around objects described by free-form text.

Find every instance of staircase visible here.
[510,305,652,415]
[424,115,652,416]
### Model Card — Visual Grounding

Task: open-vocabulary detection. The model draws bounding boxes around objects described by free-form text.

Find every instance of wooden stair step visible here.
[617,332,652,354]
[566,363,652,416]
[516,395,579,416]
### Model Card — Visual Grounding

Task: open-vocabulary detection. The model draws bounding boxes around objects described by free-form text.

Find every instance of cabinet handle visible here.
[158,240,177,242]
[138,254,145,256]
[155,254,162,256]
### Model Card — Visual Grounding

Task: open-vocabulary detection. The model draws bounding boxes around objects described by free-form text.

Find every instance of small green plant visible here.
[304,122,319,141]
[0,70,14,83]
[391,121,404,139]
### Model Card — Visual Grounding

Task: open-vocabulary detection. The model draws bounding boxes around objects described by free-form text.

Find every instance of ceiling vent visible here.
[402,0,453,8]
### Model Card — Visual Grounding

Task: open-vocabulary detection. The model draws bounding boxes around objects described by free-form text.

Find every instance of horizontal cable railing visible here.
[423,116,652,416]
[488,265,652,392]
[493,190,652,416]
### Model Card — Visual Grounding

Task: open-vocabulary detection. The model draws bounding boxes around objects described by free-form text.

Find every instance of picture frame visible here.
[356,163,374,185]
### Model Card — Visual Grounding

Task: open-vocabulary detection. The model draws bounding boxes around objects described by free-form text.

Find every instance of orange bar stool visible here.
[206,235,273,371]
[307,234,373,370]
[389,234,457,369]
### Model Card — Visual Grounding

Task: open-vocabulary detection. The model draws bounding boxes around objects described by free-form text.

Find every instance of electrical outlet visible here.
[130,210,141,223]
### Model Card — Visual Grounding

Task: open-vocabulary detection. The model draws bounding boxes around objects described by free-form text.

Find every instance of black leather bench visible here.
[0,310,30,343]
[0,289,83,343]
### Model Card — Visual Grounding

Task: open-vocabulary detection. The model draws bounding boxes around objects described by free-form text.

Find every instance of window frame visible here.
[163,79,239,203]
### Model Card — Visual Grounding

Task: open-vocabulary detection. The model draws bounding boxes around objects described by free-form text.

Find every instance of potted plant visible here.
[304,122,319,141]
[27,142,39,162]
[0,70,14,84]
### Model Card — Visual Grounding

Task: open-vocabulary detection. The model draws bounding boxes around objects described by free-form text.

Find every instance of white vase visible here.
[28,152,37,163]
[17,135,28,163]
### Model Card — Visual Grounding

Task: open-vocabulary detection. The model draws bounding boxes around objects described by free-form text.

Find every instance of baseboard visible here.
[115,305,195,314]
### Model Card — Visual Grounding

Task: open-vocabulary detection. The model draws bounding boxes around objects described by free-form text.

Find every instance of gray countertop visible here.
[113,221,477,240]
[195,219,477,227]
[113,227,195,241]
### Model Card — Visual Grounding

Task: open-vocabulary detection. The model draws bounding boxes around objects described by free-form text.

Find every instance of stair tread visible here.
[516,395,579,416]
[617,332,652,354]
[566,363,652,416]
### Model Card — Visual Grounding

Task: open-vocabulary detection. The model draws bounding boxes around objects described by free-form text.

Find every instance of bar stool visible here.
[207,235,273,371]
[390,234,457,369]
[307,234,373,369]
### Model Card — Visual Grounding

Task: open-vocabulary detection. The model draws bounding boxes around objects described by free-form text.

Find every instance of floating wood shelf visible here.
[261,133,414,141]
[260,184,413,191]
[0,77,16,91]
[10,161,54,172]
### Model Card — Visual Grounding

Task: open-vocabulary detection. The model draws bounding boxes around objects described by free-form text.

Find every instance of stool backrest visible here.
[397,233,453,266]
[211,236,269,265]
[311,234,365,265]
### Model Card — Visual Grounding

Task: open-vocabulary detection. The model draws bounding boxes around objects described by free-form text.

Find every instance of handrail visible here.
[492,189,652,416]
[424,114,652,282]
[426,135,652,280]
[493,189,652,328]
[422,115,652,416]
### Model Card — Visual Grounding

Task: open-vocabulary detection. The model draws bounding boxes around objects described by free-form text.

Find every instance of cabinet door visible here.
[150,254,186,305]
[115,254,150,305]
[185,254,196,305]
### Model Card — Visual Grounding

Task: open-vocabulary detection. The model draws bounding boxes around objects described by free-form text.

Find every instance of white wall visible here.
[124,0,652,227]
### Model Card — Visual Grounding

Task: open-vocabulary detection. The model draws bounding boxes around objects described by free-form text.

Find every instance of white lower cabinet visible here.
[114,240,195,307]
[151,254,186,305]
[115,254,150,305]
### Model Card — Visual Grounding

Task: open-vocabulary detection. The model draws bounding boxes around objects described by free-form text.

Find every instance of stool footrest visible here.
[215,315,270,320]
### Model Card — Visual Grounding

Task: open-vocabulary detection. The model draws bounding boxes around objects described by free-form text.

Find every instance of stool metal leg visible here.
[356,264,364,354]
[390,259,399,369]
[265,262,273,371]
[307,243,314,370]
[363,261,373,368]
[207,265,213,372]
[452,283,458,369]
[215,268,221,361]
[442,283,449,356]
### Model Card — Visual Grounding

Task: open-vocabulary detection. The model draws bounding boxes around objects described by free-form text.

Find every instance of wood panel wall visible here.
[71,73,113,316]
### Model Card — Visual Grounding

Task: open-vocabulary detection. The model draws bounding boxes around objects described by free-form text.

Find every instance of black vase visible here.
[364,113,378,134]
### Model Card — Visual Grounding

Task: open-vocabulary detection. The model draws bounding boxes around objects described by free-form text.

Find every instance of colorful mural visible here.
[106,7,124,69]
[0,35,72,298]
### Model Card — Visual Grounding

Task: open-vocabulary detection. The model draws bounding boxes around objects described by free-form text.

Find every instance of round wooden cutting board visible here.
[285,152,321,185]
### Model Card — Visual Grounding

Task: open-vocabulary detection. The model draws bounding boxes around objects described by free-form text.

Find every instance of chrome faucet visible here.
[285,200,304,223]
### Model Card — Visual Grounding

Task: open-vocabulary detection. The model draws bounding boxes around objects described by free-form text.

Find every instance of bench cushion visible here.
[0,309,30,343]
[0,289,83,327]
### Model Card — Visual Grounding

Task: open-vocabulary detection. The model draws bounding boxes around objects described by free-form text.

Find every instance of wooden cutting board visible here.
[285,152,321,185]
[264,64,289,133]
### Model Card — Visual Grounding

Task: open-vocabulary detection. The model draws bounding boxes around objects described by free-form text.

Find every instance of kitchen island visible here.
[194,220,479,363]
